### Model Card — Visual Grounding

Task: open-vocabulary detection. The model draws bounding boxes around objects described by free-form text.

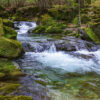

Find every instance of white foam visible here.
[26,51,100,73]
[17,22,37,34]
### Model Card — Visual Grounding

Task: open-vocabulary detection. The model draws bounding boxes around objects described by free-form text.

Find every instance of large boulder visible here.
[0,37,23,58]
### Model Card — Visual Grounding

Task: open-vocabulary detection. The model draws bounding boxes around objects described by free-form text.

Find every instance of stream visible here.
[15,21,100,100]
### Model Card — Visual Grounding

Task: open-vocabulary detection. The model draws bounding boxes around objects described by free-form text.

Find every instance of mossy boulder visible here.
[0,83,20,95]
[33,14,66,34]
[0,58,23,80]
[85,0,100,43]
[33,23,66,34]
[48,5,78,22]
[3,19,14,28]
[0,37,23,58]
[84,27,100,43]
[3,26,17,39]
[0,18,4,36]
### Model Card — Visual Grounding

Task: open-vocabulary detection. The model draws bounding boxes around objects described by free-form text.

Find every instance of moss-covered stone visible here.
[3,19,14,28]
[0,58,22,80]
[0,95,33,100]
[84,27,100,43]
[48,5,78,22]
[14,6,39,21]
[0,83,20,95]
[0,37,23,58]
[33,14,66,34]
[84,0,100,43]
[3,26,17,39]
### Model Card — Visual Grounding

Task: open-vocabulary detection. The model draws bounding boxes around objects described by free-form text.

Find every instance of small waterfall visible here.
[48,43,56,53]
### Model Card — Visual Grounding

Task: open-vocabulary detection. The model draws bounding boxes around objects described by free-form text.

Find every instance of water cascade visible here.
[15,21,100,100]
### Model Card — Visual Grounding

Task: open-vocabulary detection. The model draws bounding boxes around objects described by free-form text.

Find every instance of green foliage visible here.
[0,37,23,58]
[3,26,17,39]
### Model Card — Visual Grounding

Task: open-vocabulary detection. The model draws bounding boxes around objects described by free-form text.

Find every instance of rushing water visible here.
[15,21,100,100]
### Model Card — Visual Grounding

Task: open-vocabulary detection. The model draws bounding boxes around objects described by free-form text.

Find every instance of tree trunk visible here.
[78,0,81,27]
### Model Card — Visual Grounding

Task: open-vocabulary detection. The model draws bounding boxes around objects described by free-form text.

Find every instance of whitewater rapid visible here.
[16,21,100,74]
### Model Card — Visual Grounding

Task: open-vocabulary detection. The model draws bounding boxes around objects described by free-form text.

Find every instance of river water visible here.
[15,21,100,100]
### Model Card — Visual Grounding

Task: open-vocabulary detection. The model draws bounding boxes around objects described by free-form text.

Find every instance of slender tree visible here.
[78,0,81,27]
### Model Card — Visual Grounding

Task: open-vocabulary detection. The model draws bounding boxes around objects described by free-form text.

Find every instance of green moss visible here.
[3,26,17,39]
[0,95,12,100]
[0,83,20,95]
[33,14,66,34]
[0,96,33,100]
[84,27,100,43]
[14,6,39,21]
[33,25,46,33]
[0,58,22,80]
[72,17,79,25]
[41,14,54,25]
[0,18,4,36]
[12,96,33,100]
[33,23,66,34]
[3,19,14,28]
[0,37,23,58]
[48,5,78,21]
